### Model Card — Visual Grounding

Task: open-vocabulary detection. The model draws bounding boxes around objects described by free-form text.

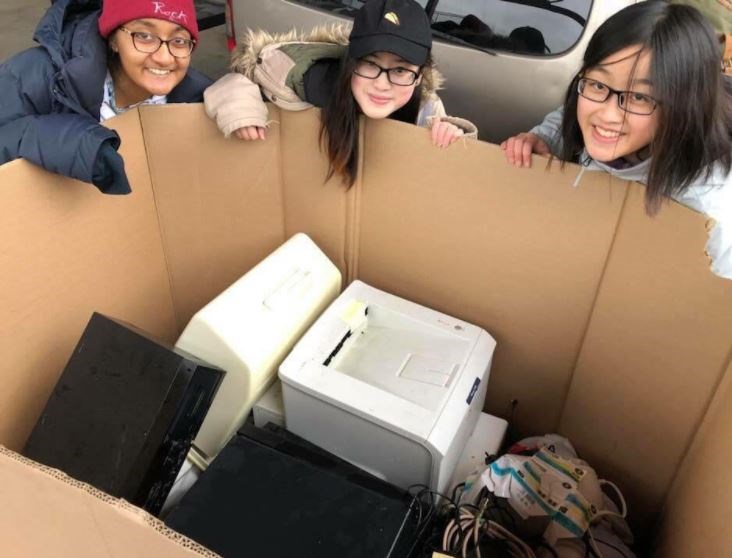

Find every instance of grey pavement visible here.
[0,0,231,79]
[0,0,48,61]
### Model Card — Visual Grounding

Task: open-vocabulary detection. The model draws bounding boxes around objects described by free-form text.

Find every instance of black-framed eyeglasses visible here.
[577,77,658,115]
[118,27,196,59]
[353,59,420,86]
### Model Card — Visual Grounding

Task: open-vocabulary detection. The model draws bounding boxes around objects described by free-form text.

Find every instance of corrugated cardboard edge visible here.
[0,446,219,557]
[555,180,632,421]
[343,114,366,285]
[274,104,292,252]
[137,106,183,333]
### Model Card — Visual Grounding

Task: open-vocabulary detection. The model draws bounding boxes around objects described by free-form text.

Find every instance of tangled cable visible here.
[394,480,630,557]
[440,484,537,558]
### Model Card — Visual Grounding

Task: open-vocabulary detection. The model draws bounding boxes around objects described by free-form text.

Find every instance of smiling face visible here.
[109,18,192,107]
[577,45,660,163]
[350,51,421,119]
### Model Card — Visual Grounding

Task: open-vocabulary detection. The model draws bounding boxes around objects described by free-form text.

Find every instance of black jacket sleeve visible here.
[0,53,130,194]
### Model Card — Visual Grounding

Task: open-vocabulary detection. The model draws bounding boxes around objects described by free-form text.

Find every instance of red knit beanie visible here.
[98,0,199,42]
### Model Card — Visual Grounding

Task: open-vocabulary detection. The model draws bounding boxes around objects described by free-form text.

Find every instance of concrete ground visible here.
[0,1,48,61]
[0,0,231,79]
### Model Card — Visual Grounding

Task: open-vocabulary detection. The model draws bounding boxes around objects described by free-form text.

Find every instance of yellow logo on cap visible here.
[384,12,400,25]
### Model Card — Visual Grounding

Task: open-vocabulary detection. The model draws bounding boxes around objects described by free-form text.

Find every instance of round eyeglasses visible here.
[118,27,195,59]
[577,77,658,116]
[353,59,420,86]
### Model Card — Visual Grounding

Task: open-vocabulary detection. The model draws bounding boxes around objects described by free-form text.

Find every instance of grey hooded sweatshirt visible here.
[530,106,732,280]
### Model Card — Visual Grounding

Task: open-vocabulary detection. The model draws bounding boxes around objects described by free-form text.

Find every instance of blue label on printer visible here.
[466,378,481,404]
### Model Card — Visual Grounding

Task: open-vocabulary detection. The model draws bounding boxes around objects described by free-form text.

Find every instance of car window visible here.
[289,0,365,18]
[428,0,592,55]
[290,0,592,56]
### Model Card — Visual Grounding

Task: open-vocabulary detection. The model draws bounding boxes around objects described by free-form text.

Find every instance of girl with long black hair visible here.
[204,0,477,186]
[500,1,732,279]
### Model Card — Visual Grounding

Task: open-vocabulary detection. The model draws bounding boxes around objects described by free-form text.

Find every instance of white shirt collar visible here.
[100,71,167,122]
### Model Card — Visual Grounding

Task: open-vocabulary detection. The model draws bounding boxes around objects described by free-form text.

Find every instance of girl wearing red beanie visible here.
[0,0,211,195]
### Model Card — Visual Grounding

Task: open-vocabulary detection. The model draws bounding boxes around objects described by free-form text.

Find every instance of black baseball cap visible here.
[348,0,433,66]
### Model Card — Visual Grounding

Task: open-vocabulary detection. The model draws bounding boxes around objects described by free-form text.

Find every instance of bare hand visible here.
[500,132,551,167]
[234,126,266,141]
[431,120,463,148]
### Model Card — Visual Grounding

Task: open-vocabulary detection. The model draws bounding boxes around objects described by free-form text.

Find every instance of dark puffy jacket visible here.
[0,0,212,194]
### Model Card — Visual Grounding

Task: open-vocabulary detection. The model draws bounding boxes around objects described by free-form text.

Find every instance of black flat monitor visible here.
[165,422,422,557]
[24,312,224,516]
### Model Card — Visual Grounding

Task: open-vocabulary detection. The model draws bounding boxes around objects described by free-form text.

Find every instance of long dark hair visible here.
[319,55,430,187]
[107,43,121,74]
[559,1,732,214]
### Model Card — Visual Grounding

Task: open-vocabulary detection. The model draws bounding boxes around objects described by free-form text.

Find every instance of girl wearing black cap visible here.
[204,0,476,186]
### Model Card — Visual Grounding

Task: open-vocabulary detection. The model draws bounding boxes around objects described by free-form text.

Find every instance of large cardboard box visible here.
[0,104,730,556]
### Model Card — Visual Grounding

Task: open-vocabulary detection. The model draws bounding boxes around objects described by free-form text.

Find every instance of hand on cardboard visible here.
[234,126,266,141]
[92,141,131,195]
[500,132,551,168]
[431,119,463,148]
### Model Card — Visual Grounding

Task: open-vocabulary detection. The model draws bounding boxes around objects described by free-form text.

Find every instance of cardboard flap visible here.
[0,447,217,558]
[0,110,177,451]
[559,183,732,528]
[657,358,732,557]
[138,104,287,330]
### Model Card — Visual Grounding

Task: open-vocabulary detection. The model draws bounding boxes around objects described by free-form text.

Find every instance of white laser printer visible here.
[279,280,497,495]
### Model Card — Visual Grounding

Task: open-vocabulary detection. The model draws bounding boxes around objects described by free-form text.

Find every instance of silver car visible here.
[223,0,639,143]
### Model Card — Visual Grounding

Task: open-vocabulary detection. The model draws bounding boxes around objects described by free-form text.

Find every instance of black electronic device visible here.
[165,422,423,557]
[23,312,224,516]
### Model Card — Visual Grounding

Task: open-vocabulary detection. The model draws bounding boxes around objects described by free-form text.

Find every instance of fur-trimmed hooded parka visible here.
[204,24,477,138]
